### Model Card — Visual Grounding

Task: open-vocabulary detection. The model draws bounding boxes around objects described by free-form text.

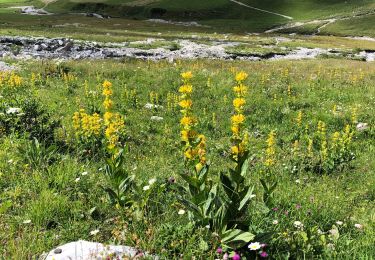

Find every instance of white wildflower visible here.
[148,178,157,185]
[248,242,261,250]
[90,229,100,235]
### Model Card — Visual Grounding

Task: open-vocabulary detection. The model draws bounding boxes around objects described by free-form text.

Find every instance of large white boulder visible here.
[45,240,143,260]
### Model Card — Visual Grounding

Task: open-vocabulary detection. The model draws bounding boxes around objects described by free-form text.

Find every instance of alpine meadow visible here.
[0,0,374,259]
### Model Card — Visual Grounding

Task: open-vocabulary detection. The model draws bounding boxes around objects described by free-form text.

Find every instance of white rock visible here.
[44,240,145,260]
[6,107,22,114]
[356,122,368,131]
[144,103,163,110]
[150,116,164,121]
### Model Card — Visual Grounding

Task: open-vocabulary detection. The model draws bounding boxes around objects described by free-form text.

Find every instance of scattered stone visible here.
[45,240,155,260]
[356,122,369,131]
[6,107,22,114]
[33,44,42,51]
[0,61,15,72]
[53,248,62,254]
[150,116,164,121]
[144,103,163,110]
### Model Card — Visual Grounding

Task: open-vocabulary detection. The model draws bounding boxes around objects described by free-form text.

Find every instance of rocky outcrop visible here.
[0,36,374,62]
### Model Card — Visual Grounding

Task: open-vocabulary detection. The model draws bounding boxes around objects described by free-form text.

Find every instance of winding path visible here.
[229,0,293,20]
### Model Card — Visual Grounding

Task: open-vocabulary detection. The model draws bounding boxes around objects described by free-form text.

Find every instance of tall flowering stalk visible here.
[176,71,256,251]
[102,80,125,152]
[218,71,255,231]
[261,130,278,208]
[231,71,249,162]
[179,71,207,172]
[176,71,214,229]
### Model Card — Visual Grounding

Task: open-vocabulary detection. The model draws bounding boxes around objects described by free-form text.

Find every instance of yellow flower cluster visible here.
[230,71,249,160]
[104,112,125,151]
[265,131,276,167]
[102,80,113,110]
[317,121,328,161]
[296,111,303,127]
[62,72,77,84]
[0,72,23,88]
[72,80,125,152]
[178,71,206,169]
[72,109,102,138]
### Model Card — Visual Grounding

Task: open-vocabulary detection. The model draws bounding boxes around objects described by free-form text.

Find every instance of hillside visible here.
[44,0,375,33]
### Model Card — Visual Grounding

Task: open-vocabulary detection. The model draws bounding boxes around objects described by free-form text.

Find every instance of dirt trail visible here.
[265,10,375,34]
[229,0,293,20]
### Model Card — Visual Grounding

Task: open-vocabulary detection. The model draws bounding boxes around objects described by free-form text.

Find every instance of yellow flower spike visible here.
[102,88,113,97]
[231,145,239,155]
[180,116,195,127]
[231,126,240,136]
[180,130,189,142]
[181,71,193,80]
[179,99,192,109]
[265,130,276,167]
[103,98,113,110]
[178,84,193,94]
[233,98,246,109]
[102,80,112,89]
[235,71,248,82]
[231,114,245,125]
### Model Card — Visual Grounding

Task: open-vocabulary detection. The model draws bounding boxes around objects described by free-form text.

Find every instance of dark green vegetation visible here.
[0,59,374,258]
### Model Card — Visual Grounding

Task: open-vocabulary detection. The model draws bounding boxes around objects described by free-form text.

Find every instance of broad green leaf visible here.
[238,186,254,211]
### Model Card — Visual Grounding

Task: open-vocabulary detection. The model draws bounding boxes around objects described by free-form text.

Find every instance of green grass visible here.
[321,14,375,37]
[2,0,374,35]
[0,58,374,258]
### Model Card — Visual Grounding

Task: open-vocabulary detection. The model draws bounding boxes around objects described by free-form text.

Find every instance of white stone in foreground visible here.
[356,122,369,131]
[45,240,142,260]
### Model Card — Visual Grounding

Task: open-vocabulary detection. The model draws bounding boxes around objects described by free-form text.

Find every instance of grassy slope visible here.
[43,0,375,33]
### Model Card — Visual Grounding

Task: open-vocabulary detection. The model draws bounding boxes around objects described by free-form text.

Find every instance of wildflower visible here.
[293,221,303,229]
[90,229,100,236]
[336,221,343,226]
[216,247,223,254]
[231,114,245,125]
[235,71,248,82]
[181,71,193,80]
[103,98,113,110]
[143,185,150,191]
[272,220,279,225]
[354,223,363,229]
[233,98,246,109]
[248,242,261,250]
[75,177,80,182]
[260,251,268,258]
[179,84,193,94]
[23,219,32,224]
[232,252,241,260]
[148,178,156,185]
[233,84,247,95]
[81,171,88,176]
[180,116,195,127]
[102,80,112,89]
[296,111,303,127]
[179,99,192,109]
[223,253,229,260]
[102,87,113,97]
[178,209,185,215]
[265,131,276,167]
